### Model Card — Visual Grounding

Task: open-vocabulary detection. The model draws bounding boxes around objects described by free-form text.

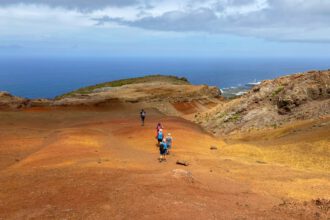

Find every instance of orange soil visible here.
[0,106,329,219]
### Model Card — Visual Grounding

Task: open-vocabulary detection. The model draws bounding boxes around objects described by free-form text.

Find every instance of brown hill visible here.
[52,77,221,115]
[0,75,222,115]
[197,70,330,135]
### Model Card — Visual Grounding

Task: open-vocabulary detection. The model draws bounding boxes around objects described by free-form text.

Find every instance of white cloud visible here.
[0,0,139,11]
[0,0,330,43]
[93,0,330,42]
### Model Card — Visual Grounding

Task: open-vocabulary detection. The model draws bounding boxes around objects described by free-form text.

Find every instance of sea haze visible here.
[0,57,329,99]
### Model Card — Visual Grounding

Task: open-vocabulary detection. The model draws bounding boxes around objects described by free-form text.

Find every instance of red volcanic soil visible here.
[0,105,329,219]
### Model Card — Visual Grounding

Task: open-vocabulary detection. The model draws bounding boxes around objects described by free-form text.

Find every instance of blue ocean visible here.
[0,56,329,99]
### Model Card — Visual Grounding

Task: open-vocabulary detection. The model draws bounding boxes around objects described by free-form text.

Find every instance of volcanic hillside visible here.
[197,70,330,135]
[0,72,329,219]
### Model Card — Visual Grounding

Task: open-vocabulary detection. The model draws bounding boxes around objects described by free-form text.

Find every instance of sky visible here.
[0,0,330,58]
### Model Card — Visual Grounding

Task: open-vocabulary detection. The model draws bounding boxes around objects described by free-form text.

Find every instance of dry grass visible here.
[55,75,190,99]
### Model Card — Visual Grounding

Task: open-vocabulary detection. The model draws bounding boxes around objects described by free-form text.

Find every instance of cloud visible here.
[95,8,219,32]
[0,0,139,11]
[1,0,330,43]
[93,0,330,43]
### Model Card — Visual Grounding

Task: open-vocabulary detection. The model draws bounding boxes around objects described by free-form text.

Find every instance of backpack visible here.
[160,142,165,151]
[166,137,172,145]
[157,132,163,140]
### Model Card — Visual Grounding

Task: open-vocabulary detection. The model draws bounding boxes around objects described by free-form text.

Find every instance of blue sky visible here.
[1,0,330,58]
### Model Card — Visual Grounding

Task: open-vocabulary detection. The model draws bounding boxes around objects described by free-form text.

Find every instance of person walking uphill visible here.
[159,139,168,162]
[166,133,173,155]
[156,122,163,140]
[140,109,146,126]
[156,122,163,133]
[157,129,164,145]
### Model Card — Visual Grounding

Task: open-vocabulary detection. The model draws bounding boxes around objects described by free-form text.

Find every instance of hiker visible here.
[157,129,164,145]
[165,133,173,154]
[156,122,163,133]
[156,122,163,137]
[140,109,146,126]
[159,138,168,162]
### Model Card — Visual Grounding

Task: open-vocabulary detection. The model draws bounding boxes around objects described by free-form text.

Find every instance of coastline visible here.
[1,56,329,99]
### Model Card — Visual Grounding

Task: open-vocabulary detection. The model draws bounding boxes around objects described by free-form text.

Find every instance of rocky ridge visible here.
[197,70,330,135]
[0,75,222,113]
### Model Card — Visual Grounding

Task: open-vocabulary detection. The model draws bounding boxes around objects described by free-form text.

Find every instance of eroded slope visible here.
[198,70,330,135]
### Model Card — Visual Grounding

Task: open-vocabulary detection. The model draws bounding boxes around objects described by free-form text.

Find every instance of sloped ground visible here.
[198,70,330,135]
[0,105,329,219]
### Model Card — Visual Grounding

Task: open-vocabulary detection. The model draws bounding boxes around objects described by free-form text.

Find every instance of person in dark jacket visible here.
[140,109,146,126]
[159,138,168,162]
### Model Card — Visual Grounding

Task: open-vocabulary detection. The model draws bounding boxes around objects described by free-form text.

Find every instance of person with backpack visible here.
[165,133,173,155]
[140,109,146,126]
[159,138,168,162]
[156,122,163,133]
[157,129,164,145]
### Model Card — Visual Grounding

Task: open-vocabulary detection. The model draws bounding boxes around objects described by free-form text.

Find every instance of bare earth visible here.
[0,104,329,219]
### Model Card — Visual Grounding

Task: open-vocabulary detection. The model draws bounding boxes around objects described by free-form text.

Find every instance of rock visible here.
[314,212,320,218]
[320,123,327,127]
[210,146,218,150]
[176,160,189,166]
[315,199,322,206]
[313,198,330,209]
[0,91,31,110]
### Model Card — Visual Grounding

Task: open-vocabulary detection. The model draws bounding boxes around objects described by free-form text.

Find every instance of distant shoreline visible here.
[0,57,329,99]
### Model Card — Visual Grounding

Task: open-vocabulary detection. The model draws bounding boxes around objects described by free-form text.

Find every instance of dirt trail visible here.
[0,106,329,219]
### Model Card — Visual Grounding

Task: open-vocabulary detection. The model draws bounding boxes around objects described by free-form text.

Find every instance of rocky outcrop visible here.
[197,70,330,135]
[0,92,53,110]
[0,92,31,110]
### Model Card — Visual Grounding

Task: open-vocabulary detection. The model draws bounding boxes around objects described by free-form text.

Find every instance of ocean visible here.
[0,56,329,99]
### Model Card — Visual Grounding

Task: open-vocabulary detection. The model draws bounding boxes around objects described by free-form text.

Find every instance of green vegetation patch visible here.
[55,75,190,99]
[271,85,284,97]
[217,112,227,119]
[224,112,241,123]
[228,113,241,122]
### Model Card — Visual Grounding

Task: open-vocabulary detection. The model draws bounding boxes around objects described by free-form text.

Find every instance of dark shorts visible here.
[157,138,162,143]
[160,148,167,155]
